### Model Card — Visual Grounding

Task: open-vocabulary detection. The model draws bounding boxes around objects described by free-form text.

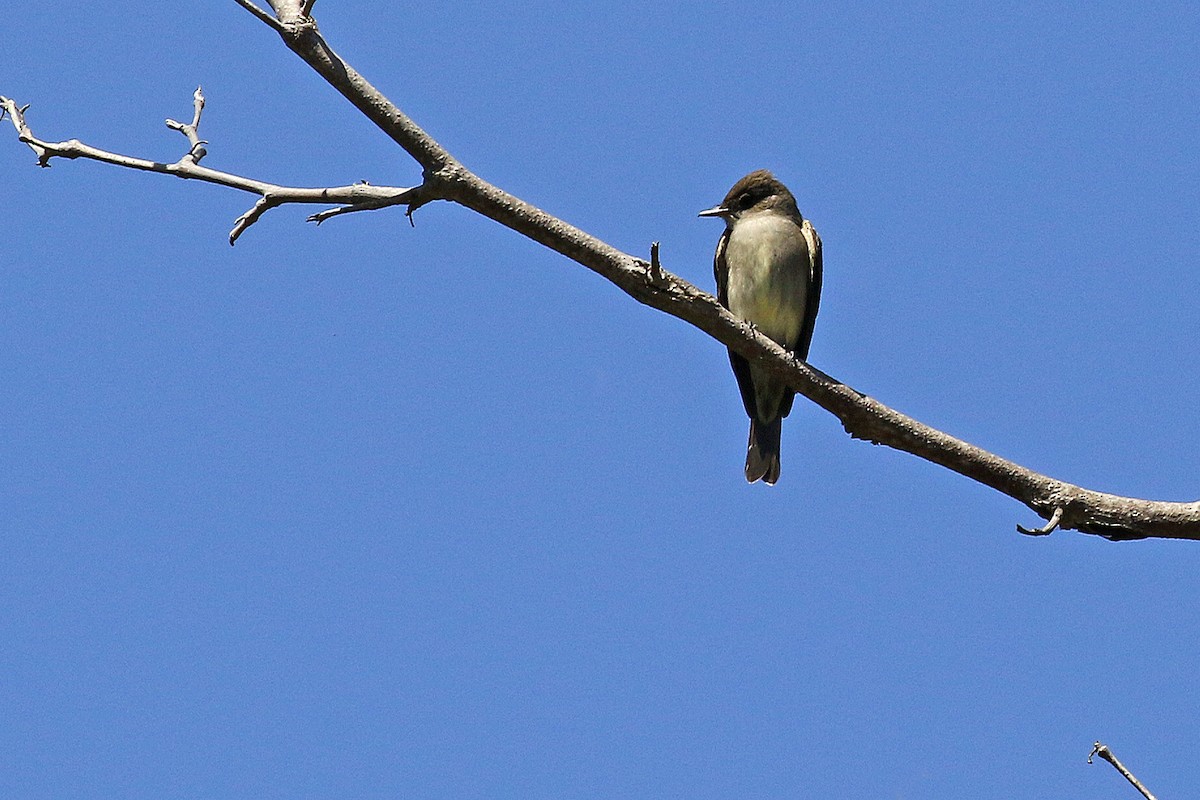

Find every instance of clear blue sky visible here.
[3,2,1199,798]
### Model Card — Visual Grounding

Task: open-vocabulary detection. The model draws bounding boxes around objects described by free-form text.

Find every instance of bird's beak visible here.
[697,204,728,218]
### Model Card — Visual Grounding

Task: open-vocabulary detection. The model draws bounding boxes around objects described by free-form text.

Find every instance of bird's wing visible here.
[713,228,731,307]
[776,219,822,421]
[714,227,761,421]
[794,218,823,360]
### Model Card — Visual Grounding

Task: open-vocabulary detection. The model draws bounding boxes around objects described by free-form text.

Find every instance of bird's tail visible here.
[745,418,782,485]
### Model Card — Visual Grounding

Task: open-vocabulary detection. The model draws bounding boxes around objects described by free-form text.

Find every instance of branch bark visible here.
[4,5,1199,541]
[1090,742,1159,800]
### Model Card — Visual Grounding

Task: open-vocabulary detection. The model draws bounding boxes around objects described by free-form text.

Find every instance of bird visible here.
[699,170,822,484]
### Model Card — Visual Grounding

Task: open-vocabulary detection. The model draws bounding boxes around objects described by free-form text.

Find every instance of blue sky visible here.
[3,2,1200,798]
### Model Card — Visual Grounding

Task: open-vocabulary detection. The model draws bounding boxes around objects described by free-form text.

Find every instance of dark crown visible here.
[721,169,798,214]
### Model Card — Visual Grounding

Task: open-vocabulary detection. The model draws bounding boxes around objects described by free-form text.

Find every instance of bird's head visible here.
[698,169,799,222]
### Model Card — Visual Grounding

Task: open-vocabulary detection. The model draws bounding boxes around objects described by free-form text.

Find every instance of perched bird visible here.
[699,170,822,484]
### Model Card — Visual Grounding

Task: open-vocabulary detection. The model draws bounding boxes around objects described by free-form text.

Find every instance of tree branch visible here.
[0,93,431,244]
[5,7,1200,541]
[227,4,1200,541]
[1090,743,1159,800]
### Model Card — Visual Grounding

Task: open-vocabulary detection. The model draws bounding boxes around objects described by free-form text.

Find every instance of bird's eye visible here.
[736,192,754,210]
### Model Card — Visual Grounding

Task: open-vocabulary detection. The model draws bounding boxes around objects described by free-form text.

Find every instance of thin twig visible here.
[164,86,208,164]
[0,95,427,244]
[1017,506,1063,536]
[1,98,50,164]
[307,192,421,225]
[1089,742,1158,800]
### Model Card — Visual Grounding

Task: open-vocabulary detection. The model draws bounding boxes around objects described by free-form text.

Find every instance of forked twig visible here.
[0,94,431,244]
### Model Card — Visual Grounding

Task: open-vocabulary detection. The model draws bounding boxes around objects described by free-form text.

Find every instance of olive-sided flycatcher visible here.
[699,170,822,484]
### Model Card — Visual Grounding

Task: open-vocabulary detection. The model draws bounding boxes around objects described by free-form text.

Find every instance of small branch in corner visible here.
[1089,742,1158,800]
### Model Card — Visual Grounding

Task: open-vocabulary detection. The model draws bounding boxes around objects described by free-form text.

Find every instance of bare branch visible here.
[6,10,1200,540]
[1089,743,1159,800]
[226,7,1200,541]
[306,189,427,226]
[164,86,208,163]
[1,98,50,164]
[0,95,428,244]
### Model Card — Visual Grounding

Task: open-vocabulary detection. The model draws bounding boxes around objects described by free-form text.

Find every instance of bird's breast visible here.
[723,213,810,347]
